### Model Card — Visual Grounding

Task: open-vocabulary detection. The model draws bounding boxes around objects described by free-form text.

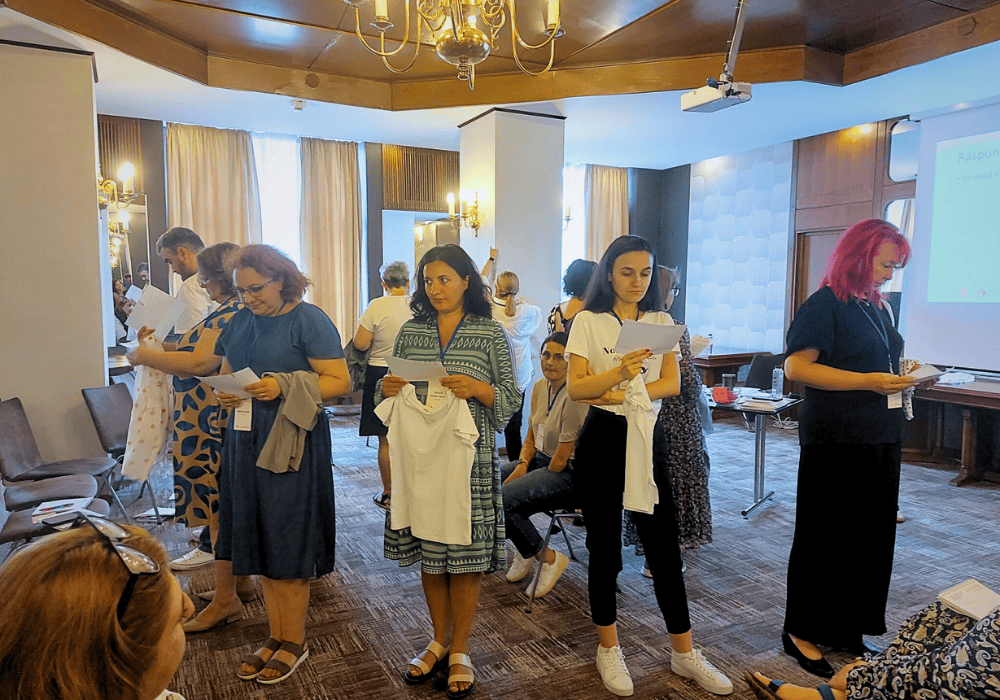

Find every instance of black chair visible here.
[81,384,161,524]
[744,353,785,390]
[0,398,126,518]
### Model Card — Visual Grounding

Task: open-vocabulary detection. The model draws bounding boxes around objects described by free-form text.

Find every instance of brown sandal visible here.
[237,637,281,680]
[257,640,309,685]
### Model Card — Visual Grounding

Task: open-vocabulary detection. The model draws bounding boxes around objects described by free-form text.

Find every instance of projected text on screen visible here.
[929,130,1000,303]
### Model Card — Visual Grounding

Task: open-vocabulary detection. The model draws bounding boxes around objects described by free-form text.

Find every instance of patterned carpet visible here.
[76,412,1000,699]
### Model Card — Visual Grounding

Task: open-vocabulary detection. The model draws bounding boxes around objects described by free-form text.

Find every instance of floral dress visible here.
[624,328,712,553]
[172,298,242,527]
[846,601,1000,699]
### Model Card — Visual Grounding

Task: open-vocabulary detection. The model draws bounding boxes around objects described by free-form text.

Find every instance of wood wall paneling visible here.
[381,145,458,212]
[795,124,878,210]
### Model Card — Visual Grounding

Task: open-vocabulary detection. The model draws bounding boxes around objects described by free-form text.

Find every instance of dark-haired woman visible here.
[566,235,732,697]
[127,243,253,630]
[212,244,351,684]
[378,244,519,700]
[548,258,598,334]
[779,220,917,676]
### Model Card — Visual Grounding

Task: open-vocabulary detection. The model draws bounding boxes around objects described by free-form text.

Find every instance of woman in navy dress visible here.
[213,245,351,684]
[781,219,917,676]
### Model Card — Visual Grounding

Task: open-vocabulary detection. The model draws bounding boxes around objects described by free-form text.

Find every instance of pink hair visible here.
[819,219,911,308]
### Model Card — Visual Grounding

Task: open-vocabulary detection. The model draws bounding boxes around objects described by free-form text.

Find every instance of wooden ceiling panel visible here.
[110,0,340,67]
[804,0,963,53]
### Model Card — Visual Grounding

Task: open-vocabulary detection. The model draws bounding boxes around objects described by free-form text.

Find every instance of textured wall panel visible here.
[686,143,793,353]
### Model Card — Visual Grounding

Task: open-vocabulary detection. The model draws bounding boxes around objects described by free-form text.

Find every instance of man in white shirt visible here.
[154,227,217,571]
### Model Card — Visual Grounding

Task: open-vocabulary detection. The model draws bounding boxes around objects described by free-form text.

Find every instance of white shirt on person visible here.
[173,273,217,334]
[564,309,676,416]
[358,295,412,367]
[492,298,542,394]
[623,375,658,514]
[527,377,588,458]
[375,383,479,545]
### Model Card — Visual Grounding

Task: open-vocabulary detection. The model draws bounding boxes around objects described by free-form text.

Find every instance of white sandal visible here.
[446,653,476,700]
[403,639,449,684]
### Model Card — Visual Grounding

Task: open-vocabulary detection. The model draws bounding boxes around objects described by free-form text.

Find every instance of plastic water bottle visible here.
[771,366,784,398]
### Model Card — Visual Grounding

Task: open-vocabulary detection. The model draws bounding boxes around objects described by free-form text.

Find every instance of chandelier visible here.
[342,0,564,89]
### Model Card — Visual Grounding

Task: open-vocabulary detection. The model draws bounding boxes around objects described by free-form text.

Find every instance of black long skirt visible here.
[783,442,900,647]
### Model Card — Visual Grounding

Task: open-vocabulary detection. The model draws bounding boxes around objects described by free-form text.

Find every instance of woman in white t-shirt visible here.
[353,261,413,509]
[492,270,543,463]
[565,235,732,697]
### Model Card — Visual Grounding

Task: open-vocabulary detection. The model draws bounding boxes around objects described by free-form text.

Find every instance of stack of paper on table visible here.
[938,579,1000,620]
[737,397,793,411]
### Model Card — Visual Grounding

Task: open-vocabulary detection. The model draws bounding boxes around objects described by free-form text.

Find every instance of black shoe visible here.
[781,631,834,678]
[837,639,882,657]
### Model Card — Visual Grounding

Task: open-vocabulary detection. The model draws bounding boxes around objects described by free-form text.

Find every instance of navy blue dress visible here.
[214,303,344,579]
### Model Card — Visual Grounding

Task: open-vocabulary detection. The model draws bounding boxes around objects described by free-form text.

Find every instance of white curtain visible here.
[166,123,262,248]
[584,164,629,262]
[300,138,362,339]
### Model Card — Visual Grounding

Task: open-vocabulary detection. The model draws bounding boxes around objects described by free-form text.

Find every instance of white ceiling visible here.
[4,7,1000,170]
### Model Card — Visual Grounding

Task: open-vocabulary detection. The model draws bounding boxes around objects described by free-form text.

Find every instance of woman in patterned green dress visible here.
[128,242,248,630]
[378,244,519,700]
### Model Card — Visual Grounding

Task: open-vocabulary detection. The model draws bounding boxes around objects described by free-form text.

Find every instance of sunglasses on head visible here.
[53,512,160,621]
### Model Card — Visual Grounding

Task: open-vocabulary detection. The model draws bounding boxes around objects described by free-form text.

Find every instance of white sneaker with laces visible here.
[670,648,733,695]
[169,547,215,571]
[596,644,634,696]
[506,550,537,582]
[528,551,569,598]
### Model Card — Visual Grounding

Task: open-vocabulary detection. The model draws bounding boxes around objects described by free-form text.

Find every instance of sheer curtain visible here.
[300,137,362,338]
[584,164,629,262]
[166,123,262,248]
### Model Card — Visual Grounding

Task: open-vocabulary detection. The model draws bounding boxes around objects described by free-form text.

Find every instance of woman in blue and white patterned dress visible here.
[378,244,519,700]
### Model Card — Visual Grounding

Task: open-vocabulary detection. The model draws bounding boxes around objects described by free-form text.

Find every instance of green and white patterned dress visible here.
[377,314,519,574]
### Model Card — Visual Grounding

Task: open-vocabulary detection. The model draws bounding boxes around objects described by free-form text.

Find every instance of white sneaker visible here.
[596,644,634,696]
[169,547,214,571]
[529,551,569,597]
[641,558,686,578]
[670,648,733,695]
[506,550,537,582]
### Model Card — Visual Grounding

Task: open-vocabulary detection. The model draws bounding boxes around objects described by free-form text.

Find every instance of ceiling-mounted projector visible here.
[681,0,753,114]
[681,80,752,113]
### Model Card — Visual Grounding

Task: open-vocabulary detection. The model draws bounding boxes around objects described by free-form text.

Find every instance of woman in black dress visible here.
[781,219,917,676]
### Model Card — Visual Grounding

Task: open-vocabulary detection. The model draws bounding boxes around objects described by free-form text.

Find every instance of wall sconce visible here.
[108,211,130,269]
[98,161,139,210]
[415,224,424,243]
[446,191,482,236]
[563,204,572,231]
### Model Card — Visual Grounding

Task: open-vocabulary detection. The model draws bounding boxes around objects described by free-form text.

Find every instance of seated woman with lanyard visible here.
[501,331,588,598]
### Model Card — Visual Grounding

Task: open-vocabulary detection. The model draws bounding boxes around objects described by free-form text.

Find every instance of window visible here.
[561,163,586,283]
[251,133,302,267]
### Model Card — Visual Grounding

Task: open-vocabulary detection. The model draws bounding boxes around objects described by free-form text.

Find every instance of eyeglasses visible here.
[540,351,566,363]
[233,279,277,299]
[62,512,160,621]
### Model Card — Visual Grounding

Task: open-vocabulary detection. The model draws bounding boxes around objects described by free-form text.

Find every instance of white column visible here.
[0,43,107,459]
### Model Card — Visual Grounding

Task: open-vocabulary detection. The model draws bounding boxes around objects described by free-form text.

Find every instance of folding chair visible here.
[525,509,582,613]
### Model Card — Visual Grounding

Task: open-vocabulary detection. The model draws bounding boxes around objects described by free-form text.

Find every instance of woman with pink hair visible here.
[779,219,917,677]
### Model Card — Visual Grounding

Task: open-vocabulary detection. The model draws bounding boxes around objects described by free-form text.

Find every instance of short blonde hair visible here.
[0,525,174,700]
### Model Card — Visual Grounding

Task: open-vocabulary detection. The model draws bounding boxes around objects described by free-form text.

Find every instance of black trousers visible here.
[784,442,900,647]
[574,407,691,633]
[503,391,525,461]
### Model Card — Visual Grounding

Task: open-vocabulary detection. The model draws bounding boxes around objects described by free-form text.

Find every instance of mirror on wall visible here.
[889,119,919,182]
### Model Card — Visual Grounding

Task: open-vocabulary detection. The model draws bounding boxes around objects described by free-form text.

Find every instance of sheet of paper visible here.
[124,284,144,302]
[196,368,261,399]
[613,320,687,355]
[125,285,175,338]
[908,363,944,381]
[689,334,712,357]
[385,356,450,381]
[152,294,188,341]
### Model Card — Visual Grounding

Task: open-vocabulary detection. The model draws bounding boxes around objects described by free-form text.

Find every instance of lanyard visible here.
[438,313,467,360]
[609,307,639,326]
[547,382,565,412]
[855,299,894,373]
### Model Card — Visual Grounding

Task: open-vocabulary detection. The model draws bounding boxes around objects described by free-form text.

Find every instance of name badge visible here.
[426,381,449,411]
[234,399,253,431]
[887,392,903,410]
[535,424,547,452]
